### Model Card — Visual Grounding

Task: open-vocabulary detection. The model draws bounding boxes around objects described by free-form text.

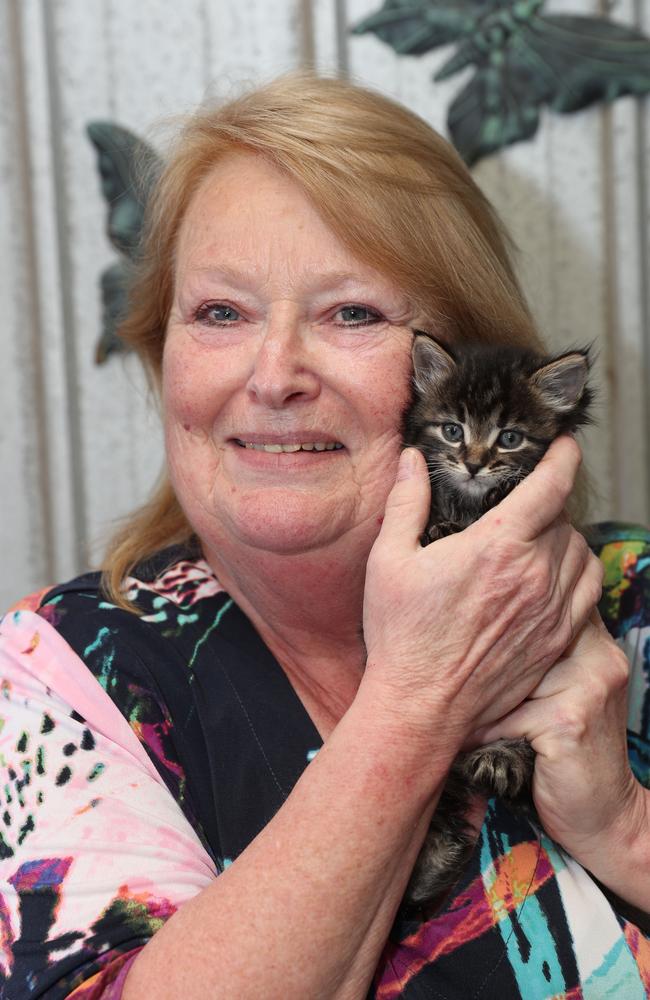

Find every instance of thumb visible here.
[379,448,431,551]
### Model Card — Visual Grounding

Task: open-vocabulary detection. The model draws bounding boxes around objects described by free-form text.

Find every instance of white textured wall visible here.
[1,0,649,608]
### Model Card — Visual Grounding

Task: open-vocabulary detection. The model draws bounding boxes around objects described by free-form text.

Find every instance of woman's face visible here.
[163,152,417,560]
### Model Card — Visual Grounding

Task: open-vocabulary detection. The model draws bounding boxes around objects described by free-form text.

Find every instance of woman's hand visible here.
[473,612,650,911]
[361,436,603,755]
[475,612,635,851]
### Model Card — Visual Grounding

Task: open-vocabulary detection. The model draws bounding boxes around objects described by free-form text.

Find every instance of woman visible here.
[1,74,648,999]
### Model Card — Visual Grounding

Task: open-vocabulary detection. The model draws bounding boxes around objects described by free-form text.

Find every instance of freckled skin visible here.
[163,153,420,562]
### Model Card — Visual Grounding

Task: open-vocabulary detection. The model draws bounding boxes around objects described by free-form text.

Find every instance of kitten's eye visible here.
[497,429,524,449]
[441,423,464,444]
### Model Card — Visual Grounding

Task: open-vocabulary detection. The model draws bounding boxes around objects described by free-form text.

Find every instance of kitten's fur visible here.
[401,333,592,914]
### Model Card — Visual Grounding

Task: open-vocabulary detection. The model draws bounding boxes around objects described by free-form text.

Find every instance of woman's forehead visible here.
[181,152,309,228]
[173,156,408,302]
[176,155,331,259]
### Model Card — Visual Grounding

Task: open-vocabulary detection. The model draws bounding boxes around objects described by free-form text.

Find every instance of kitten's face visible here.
[404,335,591,509]
[408,393,545,503]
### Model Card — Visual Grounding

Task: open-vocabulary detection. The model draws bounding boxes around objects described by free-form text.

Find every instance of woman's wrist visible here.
[573,778,650,914]
[354,661,465,785]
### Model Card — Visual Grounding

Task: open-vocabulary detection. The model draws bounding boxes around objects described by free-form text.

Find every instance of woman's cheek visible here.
[165,420,223,533]
[163,338,220,430]
[366,349,413,431]
[162,352,222,489]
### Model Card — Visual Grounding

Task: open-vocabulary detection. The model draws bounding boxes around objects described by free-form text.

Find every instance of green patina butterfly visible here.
[352,0,650,164]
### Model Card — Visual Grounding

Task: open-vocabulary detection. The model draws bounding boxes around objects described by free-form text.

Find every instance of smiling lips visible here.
[233,439,344,453]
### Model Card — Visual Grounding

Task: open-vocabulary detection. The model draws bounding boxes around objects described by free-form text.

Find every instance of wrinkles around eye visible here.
[332,305,383,326]
[191,301,387,329]
[193,302,241,325]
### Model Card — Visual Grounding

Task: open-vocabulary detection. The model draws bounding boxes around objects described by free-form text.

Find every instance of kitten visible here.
[401,332,592,913]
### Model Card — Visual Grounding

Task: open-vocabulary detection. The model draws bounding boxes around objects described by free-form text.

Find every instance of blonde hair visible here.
[103,72,546,608]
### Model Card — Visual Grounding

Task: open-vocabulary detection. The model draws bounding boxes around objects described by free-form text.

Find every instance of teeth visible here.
[241,441,342,453]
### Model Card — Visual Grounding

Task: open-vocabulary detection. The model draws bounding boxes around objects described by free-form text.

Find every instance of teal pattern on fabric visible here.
[2,528,650,998]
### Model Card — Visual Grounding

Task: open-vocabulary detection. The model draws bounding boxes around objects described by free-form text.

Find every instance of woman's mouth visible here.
[233,439,344,453]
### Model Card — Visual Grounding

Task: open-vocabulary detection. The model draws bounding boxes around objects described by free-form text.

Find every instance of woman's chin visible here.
[206,491,354,556]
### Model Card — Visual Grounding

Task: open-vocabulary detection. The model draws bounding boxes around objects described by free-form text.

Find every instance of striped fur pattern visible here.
[402,332,592,914]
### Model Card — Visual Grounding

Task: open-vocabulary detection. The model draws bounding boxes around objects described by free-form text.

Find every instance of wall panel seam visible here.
[335,0,349,77]
[634,98,650,520]
[299,0,316,69]
[40,0,89,570]
[9,0,54,581]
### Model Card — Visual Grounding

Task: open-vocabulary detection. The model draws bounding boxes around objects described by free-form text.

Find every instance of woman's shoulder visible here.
[40,542,224,611]
[3,544,234,742]
[6,543,228,632]
[1,545,230,852]
[0,594,217,999]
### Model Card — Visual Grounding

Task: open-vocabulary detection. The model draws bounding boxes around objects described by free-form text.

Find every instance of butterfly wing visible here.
[523,15,650,113]
[95,261,131,363]
[446,51,544,165]
[350,0,496,56]
[86,121,161,258]
[86,122,161,362]
[446,12,650,164]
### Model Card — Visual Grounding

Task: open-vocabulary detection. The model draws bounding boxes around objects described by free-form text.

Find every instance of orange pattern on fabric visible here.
[624,921,650,993]
[6,587,53,614]
[485,840,543,921]
[375,841,553,999]
[21,631,40,656]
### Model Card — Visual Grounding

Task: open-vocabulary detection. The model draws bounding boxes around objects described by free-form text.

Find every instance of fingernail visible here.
[397,448,418,481]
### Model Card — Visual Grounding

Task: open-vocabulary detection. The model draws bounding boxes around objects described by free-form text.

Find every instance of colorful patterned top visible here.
[1,522,650,999]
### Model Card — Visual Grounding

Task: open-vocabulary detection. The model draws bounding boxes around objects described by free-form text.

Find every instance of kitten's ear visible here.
[412,333,456,395]
[529,351,590,411]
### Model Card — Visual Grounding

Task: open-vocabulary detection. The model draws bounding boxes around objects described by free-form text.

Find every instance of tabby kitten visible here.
[401,332,592,913]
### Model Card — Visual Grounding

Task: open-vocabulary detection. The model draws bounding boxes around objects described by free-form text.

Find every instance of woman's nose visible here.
[246,317,320,408]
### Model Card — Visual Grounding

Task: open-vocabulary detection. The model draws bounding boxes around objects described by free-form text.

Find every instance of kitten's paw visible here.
[460,738,535,803]
[425,521,462,543]
[405,825,475,911]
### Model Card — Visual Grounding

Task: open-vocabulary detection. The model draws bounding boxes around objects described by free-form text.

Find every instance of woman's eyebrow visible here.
[182,263,399,296]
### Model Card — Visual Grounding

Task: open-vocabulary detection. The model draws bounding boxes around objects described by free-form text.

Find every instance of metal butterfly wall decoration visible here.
[351,0,650,165]
[87,2,650,360]
[86,122,161,362]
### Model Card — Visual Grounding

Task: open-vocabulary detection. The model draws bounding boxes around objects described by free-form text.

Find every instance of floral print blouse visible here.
[1,522,650,999]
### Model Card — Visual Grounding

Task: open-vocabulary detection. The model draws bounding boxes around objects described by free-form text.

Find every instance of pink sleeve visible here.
[0,609,218,998]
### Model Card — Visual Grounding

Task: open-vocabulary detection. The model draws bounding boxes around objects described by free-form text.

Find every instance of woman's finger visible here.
[376,448,431,554]
[484,435,582,542]
[566,550,604,636]
[472,617,622,747]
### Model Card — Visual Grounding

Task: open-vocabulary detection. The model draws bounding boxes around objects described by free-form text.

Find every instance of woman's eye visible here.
[441,423,463,443]
[497,429,524,449]
[194,303,241,325]
[334,305,381,326]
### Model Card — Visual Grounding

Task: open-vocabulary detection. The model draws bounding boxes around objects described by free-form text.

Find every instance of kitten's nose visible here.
[465,462,482,477]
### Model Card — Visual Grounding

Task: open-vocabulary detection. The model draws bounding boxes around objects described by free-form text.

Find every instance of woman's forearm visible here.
[580,782,650,915]
[122,686,454,1000]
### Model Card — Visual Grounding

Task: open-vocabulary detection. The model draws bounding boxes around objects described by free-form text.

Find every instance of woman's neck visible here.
[202,534,372,735]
